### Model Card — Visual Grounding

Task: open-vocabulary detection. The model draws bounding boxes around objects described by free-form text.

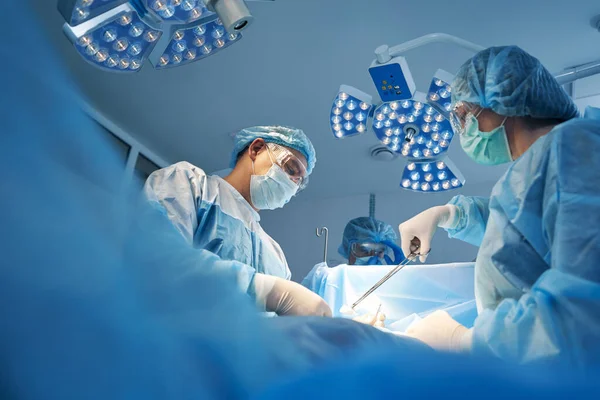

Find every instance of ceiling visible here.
[31,0,600,200]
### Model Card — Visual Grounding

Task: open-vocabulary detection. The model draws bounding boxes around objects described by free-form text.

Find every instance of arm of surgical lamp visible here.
[373,33,485,64]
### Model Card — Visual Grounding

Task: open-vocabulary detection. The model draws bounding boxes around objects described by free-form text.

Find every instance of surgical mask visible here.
[250,158,298,210]
[460,113,512,165]
[354,256,396,266]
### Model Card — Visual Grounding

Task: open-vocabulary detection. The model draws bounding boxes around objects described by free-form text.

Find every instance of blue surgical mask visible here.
[250,162,298,210]
[460,113,513,165]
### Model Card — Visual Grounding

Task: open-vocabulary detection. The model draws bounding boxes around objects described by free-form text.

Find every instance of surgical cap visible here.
[338,217,398,259]
[452,46,579,121]
[230,126,316,175]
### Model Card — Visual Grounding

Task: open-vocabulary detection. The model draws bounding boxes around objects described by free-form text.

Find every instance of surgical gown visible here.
[144,162,291,293]
[444,118,600,366]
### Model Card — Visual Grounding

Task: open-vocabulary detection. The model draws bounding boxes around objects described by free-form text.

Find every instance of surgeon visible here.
[399,46,600,366]
[144,126,331,317]
[339,217,404,266]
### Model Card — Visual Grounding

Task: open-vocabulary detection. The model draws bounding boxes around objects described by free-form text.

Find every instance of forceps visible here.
[351,245,430,310]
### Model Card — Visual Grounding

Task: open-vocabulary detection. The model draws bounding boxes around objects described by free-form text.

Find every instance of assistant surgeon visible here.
[399,46,600,367]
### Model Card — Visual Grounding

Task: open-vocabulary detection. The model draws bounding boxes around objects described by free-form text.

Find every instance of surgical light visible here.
[427,69,455,116]
[371,92,454,158]
[368,54,415,103]
[58,0,267,72]
[330,85,373,139]
[149,19,241,68]
[63,3,161,72]
[400,158,465,192]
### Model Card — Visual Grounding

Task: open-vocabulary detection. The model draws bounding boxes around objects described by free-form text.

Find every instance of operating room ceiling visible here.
[30,0,600,200]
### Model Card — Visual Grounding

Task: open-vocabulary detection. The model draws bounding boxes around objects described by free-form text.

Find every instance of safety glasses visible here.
[266,143,309,191]
[449,101,482,136]
[351,242,388,258]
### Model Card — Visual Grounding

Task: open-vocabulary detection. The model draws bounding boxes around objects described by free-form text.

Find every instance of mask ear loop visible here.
[252,143,275,176]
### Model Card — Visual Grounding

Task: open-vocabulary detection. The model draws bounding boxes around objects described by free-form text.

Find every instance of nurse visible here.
[144,126,331,317]
[399,46,600,366]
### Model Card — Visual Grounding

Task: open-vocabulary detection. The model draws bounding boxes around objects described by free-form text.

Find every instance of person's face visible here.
[248,139,309,187]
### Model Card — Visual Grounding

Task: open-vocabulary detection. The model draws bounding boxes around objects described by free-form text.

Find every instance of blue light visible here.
[153,20,242,69]
[330,86,373,139]
[72,8,160,72]
[427,70,455,117]
[371,100,453,157]
[400,159,465,192]
[60,0,129,26]
[141,0,213,24]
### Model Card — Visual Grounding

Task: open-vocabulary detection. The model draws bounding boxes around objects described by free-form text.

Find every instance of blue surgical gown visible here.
[144,162,291,294]
[445,118,600,366]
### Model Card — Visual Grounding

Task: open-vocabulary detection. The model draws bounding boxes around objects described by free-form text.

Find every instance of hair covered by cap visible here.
[451,46,579,121]
[229,126,316,174]
[338,217,398,259]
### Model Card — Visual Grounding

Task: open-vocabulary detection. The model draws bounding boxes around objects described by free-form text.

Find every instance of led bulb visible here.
[184,48,197,60]
[402,179,411,188]
[85,42,99,56]
[113,38,129,52]
[129,23,145,37]
[159,55,170,66]
[94,48,109,62]
[407,162,416,170]
[194,25,206,35]
[346,100,357,110]
[103,28,117,42]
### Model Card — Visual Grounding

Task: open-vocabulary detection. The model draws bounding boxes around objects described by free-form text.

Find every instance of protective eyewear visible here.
[449,101,482,136]
[351,242,388,258]
[266,143,309,190]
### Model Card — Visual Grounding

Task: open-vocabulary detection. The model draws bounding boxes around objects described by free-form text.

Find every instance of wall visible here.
[261,181,497,282]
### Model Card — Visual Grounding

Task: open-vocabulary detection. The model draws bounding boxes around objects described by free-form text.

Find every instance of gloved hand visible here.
[353,312,386,328]
[398,204,459,262]
[405,310,472,352]
[253,273,332,317]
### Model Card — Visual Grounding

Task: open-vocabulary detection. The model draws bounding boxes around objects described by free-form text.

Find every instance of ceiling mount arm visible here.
[374,33,485,64]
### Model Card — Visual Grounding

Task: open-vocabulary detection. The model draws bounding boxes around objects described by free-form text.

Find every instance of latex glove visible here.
[353,312,386,328]
[398,204,459,262]
[405,310,472,352]
[253,273,332,317]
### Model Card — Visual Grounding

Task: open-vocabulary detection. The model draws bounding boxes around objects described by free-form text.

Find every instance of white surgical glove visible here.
[405,310,472,352]
[353,312,386,328]
[252,273,332,317]
[398,204,459,262]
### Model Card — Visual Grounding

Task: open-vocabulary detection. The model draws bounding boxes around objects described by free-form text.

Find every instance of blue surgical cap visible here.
[230,126,316,175]
[338,217,398,259]
[452,46,579,121]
